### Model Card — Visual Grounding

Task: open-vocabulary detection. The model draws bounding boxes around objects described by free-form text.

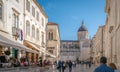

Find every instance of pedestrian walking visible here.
[109,63,120,72]
[86,61,89,68]
[88,61,91,68]
[72,61,76,68]
[68,60,72,72]
[57,60,62,72]
[94,56,114,72]
[39,59,42,67]
[61,61,66,72]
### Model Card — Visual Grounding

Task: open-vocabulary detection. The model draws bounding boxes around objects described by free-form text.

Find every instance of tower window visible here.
[48,32,53,40]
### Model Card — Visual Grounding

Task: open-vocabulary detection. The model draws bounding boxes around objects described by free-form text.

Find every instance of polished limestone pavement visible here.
[44,64,96,72]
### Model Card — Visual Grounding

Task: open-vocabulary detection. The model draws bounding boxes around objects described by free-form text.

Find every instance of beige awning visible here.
[25,41,40,51]
[25,41,45,53]
[0,34,21,48]
[25,41,56,58]
[0,34,39,54]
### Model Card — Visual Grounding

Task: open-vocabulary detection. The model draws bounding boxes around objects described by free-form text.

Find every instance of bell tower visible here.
[77,20,88,41]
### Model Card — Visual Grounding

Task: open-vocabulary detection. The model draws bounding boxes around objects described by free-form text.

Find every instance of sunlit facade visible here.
[0,0,27,59]
[105,0,120,69]
[0,0,48,63]
[46,22,60,61]
[23,0,48,62]
[60,21,91,61]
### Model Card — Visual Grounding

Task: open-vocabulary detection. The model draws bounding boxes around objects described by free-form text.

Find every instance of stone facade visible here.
[105,0,120,68]
[78,21,90,61]
[60,40,80,61]
[0,0,48,62]
[60,21,91,61]
[92,26,105,64]
[92,0,120,68]
[46,22,60,61]
[0,0,25,59]
[23,0,48,61]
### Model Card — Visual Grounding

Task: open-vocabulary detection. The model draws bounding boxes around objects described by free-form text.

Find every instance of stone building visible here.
[60,21,91,61]
[92,26,105,64]
[78,21,90,61]
[23,0,48,62]
[105,0,120,68]
[0,0,32,60]
[0,0,48,62]
[46,22,60,61]
[92,0,120,68]
[90,35,96,63]
[60,40,80,61]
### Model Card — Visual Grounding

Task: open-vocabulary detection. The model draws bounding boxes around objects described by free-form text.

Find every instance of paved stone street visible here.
[0,64,97,72]
[45,64,96,72]
[0,66,48,72]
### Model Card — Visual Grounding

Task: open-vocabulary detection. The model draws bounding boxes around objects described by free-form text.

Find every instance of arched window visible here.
[41,18,44,26]
[0,1,3,20]
[42,32,44,43]
[26,0,30,12]
[26,21,30,36]
[36,28,39,40]
[48,32,53,40]
[51,32,53,40]
[32,25,35,38]
[13,13,19,28]
[48,32,51,40]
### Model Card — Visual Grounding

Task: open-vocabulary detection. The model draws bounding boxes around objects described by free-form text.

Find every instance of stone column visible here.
[18,50,22,60]
[29,52,31,62]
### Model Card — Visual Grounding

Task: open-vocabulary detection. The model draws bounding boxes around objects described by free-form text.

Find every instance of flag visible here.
[19,29,23,41]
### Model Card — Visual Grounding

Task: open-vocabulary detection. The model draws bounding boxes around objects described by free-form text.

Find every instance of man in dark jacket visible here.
[57,60,62,72]
[61,61,66,72]
[68,60,72,72]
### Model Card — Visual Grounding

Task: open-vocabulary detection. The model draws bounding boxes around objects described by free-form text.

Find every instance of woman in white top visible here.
[109,63,120,72]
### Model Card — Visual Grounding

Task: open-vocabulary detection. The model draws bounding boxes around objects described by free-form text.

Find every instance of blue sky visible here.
[38,0,106,40]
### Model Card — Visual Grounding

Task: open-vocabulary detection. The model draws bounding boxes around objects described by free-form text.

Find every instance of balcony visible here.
[12,27,20,37]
